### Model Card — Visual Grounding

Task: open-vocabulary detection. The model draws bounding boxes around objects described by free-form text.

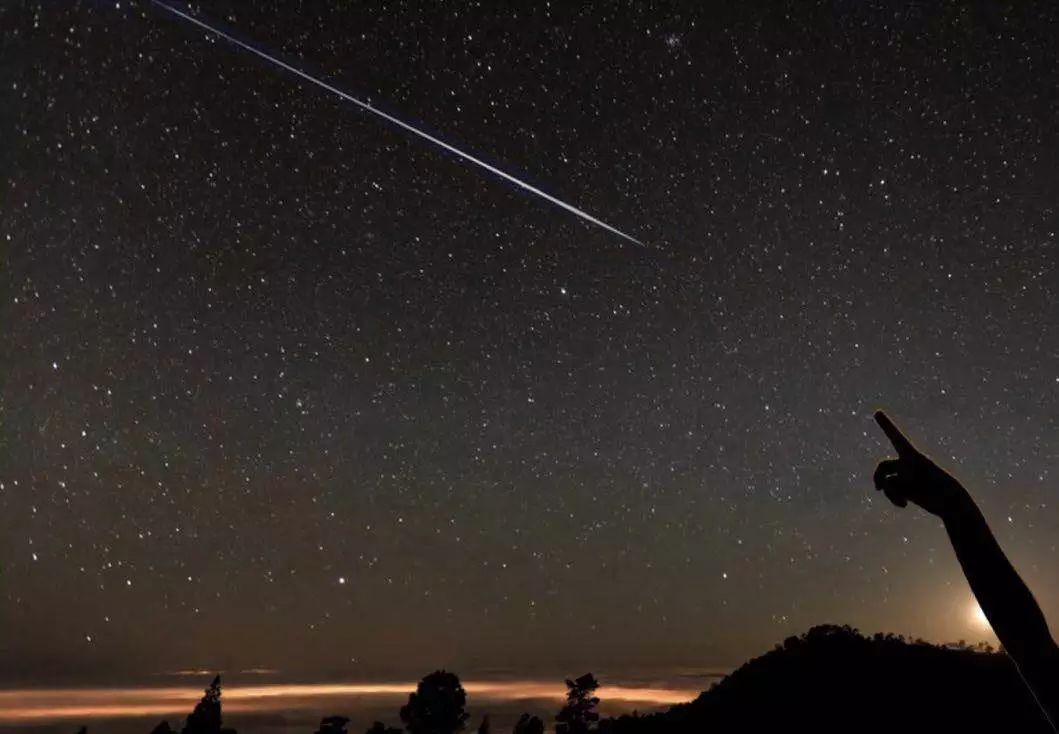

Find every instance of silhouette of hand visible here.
[873,411,967,518]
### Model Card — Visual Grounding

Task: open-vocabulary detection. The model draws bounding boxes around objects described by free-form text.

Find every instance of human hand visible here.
[872,411,968,518]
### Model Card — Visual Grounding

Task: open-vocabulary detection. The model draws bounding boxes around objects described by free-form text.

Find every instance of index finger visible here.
[874,410,918,457]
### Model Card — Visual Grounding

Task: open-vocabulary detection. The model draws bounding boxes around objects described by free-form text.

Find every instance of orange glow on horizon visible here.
[0,679,705,723]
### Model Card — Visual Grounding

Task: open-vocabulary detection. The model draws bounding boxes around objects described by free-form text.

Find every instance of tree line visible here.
[71,669,604,734]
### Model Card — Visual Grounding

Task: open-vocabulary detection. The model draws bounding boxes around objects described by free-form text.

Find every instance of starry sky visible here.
[2,0,1057,693]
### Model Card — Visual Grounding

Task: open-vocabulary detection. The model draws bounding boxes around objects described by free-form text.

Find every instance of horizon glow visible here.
[0,679,705,723]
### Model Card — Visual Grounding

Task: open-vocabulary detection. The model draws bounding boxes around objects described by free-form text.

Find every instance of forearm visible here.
[942,488,1056,661]
[943,489,1059,728]
[872,412,1058,728]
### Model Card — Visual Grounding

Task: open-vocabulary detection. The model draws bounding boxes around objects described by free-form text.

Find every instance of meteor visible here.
[147,0,644,246]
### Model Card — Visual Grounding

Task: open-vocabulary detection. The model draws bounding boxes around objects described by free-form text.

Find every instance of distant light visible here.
[338,576,346,585]
[969,599,991,631]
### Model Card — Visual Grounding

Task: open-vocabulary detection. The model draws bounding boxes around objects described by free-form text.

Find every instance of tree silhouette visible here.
[366,722,404,734]
[182,675,235,734]
[512,713,544,734]
[476,715,490,734]
[315,716,350,734]
[400,670,470,734]
[150,723,175,734]
[556,674,600,734]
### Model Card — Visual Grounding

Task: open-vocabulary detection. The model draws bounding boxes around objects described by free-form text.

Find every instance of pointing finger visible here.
[874,410,917,457]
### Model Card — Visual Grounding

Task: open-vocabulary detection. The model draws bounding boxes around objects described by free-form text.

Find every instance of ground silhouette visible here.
[315,716,351,734]
[600,624,1052,734]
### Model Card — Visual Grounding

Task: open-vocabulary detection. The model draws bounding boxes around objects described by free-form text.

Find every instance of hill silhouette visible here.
[600,624,1051,734]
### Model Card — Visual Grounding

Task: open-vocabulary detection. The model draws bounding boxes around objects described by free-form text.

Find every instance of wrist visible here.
[940,485,976,525]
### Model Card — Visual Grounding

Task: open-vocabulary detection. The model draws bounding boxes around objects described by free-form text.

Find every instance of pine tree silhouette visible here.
[556,674,600,734]
[400,670,470,734]
[182,675,236,734]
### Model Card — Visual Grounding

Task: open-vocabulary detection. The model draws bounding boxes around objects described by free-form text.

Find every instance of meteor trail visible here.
[147,0,644,246]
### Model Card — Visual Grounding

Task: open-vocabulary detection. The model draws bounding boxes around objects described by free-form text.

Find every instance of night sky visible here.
[2,0,1057,694]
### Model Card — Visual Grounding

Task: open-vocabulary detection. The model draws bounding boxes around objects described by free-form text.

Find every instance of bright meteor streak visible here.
[147,0,645,247]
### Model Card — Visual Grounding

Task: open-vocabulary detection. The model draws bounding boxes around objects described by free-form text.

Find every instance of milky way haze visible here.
[2,0,1056,690]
